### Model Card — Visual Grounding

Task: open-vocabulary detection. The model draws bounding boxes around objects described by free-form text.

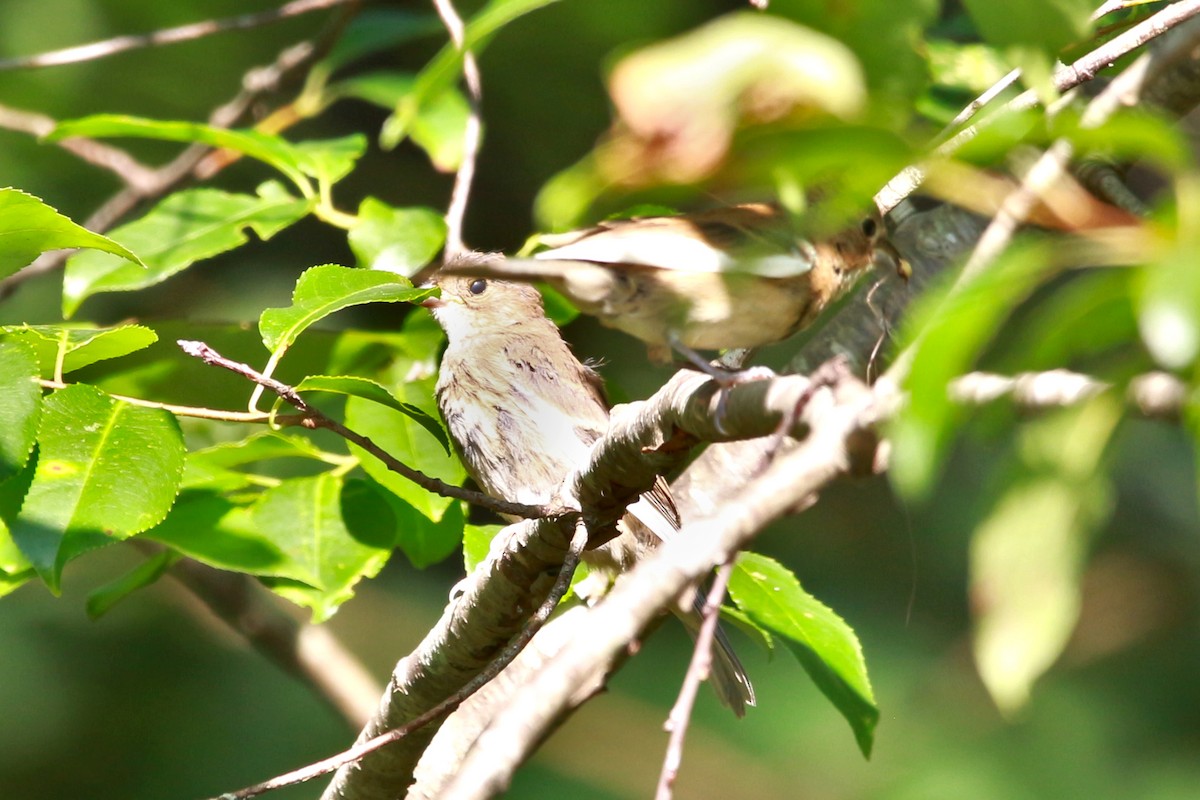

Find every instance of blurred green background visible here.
[2,1,1200,798]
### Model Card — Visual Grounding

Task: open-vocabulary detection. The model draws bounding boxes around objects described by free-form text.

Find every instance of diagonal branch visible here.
[0,0,355,71]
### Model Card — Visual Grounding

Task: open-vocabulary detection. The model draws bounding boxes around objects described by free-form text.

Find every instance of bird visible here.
[439,203,903,365]
[422,272,755,715]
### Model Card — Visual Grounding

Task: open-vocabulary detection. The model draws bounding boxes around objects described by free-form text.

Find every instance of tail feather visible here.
[678,595,756,717]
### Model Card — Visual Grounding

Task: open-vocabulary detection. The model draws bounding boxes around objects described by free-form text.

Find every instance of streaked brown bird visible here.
[441,203,902,363]
[422,274,754,715]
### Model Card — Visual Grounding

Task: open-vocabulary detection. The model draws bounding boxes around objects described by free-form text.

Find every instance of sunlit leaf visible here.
[181,432,333,491]
[62,185,312,317]
[463,521,503,573]
[347,198,447,275]
[9,385,185,592]
[253,474,394,622]
[258,264,436,352]
[390,494,464,568]
[0,188,142,280]
[0,340,41,482]
[1,324,157,375]
[729,552,877,757]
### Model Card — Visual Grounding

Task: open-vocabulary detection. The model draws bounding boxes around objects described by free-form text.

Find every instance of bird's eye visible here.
[861,217,878,238]
[468,279,487,295]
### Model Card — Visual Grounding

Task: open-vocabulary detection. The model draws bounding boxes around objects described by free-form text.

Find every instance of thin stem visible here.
[0,0,354,70]
[432,0,483,258]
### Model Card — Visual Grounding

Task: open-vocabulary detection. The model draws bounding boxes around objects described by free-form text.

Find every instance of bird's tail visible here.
[677,596,756,717]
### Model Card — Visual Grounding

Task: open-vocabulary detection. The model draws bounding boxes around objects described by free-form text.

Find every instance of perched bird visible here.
[440,203,902,363]
[422,274,755,715]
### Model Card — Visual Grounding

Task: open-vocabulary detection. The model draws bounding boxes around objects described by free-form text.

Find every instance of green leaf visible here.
[463,522,504,573]
[0,340,42,482]
[50,115,316,191]
[62,185,312,317]
[344,384,464,523]
[144,491,287,574]
[1139,241,1200,370]
[1,324,158,374]
[729,552,877,757]
[347,198,447,275]
[890,240,1058,500]
[252,474,394,622]
[961,0,1092,57]
[388,491,463,568]
[293,135,369,186]
[0,188,142,280]
[259,264,436,352]
[971,400,1120,713]
[10,385,185,592]
[181,431,333,491]
[294,374,449,453]
[381,0,566,148]
[86,549,180,619]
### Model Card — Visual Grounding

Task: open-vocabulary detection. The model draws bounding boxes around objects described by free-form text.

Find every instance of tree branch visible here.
[0,0,354,71]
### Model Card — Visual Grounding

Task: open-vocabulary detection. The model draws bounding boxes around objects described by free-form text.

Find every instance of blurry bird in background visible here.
[440,203,905,367]
[422,275,755,715]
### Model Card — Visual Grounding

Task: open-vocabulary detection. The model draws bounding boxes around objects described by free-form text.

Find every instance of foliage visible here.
[1,1,1198,798]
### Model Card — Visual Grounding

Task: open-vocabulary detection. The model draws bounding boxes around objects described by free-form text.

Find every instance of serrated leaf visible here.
[345,384,464,523]
[729,552,877,757]
[0,340,41,481]
[382,0,566,148]
[1,324,158,375]
[0,188,142,280]
[252,474,394,622]
[347,198,447,275]
[86,549,179,619]
[10,384,185,592]
[62,185,312,317]
[294,374,449,453]
[259,264,436,352]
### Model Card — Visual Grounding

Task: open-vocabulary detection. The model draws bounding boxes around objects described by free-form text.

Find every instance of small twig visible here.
[876,0,1200,213]
[0,0,353,71]
[213,519,590,800]
[432,0,483,258]
[654,561,735,800]
[949,369,1186,420]
[37,378,298,423]
[177,339,550,519]
[938,67,1023,139]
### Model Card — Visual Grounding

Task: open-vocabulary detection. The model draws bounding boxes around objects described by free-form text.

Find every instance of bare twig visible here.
[949,369,1186,420]
[655,561,735,800]
[177,339,551,519]
[432,0,483,258]
[0,0,354,71]
[37,377,304,423]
